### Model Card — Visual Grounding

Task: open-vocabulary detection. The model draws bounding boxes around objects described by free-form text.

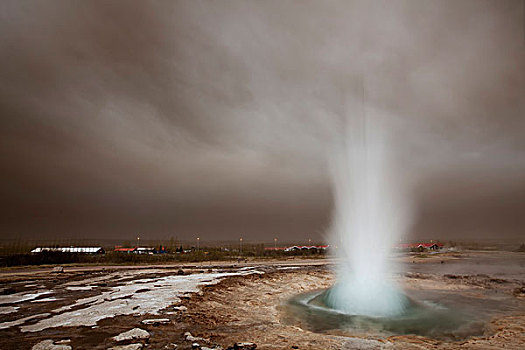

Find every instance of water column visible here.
[325,83,411,316]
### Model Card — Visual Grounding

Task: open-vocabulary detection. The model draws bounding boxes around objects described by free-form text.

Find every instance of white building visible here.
[31,247,105,254]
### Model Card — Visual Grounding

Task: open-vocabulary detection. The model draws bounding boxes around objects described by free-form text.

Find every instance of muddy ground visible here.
[0,251,524,350]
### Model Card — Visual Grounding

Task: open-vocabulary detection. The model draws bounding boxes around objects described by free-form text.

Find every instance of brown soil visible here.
[177,260,525,349]
[0,253,524,350]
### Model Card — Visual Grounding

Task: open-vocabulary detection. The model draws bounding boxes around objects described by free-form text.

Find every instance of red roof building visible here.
[114,246,136,253]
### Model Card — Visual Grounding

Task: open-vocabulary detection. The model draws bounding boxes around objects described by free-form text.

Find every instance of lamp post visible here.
[197,237,200,251]
[137,236,140,247]
[274,237,277,249]
[239,237,243,255]
[309,238,312,246]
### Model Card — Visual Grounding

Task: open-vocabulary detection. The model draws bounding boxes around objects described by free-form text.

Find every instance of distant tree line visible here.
[0,239,327,267]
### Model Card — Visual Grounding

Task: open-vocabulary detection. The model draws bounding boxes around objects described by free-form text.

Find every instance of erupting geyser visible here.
[324,111,412,317]
[284,102,507,340]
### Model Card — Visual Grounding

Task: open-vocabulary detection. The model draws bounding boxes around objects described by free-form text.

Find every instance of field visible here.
[0,250,524,349]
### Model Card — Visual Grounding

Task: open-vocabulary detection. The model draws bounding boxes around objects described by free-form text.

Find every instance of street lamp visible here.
[197,237,200,251]
[309,238,312,246]
[239,237,243,255]
[137,236,140,247]
[274,238,277,249]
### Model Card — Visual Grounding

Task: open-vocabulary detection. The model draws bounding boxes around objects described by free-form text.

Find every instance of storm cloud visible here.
[1,1,524,242]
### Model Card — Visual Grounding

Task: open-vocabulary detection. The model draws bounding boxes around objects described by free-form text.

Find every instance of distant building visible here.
[114,247,136,253]
[282,245,329,252]
[31,247,105,254]
[395,242,443,252]
[135,247,155,255]
[114,246,164,254]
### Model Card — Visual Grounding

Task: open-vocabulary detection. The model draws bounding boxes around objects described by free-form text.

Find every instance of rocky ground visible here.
[0,252,524,349]
[179,260,525,350]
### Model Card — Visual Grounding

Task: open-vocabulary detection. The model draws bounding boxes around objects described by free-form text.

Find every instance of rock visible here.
[444,274,462,279]
[107,344,143,350]
[234,343,257,350]
[404,272,429,280]
[185,332,208,343]
[32,340,72,350]
[177,269,185,275]
[173,306,187,312]
[52,267,64,273]
[163,344,177,349]
[141,318,170,325]
[113,328,150,342]
[489,278,508,284]
[513,286,525,297]
[55,340,71,344]
[192,343,200,349]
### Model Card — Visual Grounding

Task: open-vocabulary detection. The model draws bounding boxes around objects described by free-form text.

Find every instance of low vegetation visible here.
[0,240,326,267]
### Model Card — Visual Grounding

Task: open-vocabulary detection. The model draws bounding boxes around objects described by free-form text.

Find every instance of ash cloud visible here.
[0,1,524,241]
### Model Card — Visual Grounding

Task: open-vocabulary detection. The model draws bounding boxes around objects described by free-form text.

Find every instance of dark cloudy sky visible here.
[1,1,524,242]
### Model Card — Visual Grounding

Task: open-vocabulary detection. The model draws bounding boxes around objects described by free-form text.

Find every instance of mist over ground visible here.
[1,1,524,242]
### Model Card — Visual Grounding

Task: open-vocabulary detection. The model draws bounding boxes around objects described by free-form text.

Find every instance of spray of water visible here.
[325,108,412,317]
